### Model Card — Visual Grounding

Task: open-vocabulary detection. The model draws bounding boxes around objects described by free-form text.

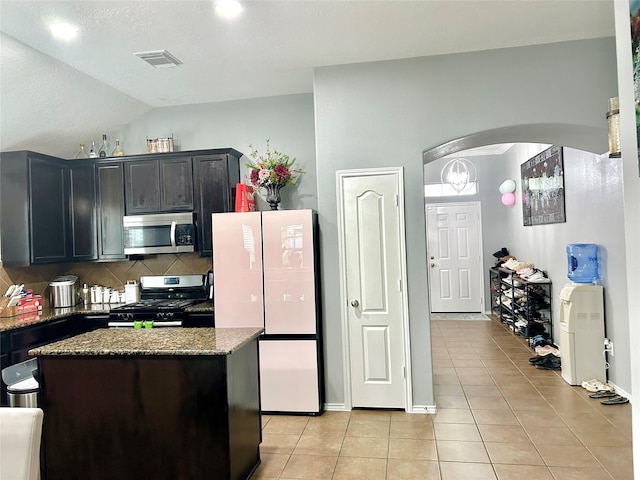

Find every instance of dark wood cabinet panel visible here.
[96,163,125,260]
[0,314,109,405]
[38,341,260,480]
[125,157,193,214]
[124,160,160,214]
[160,158,194,211]
[69,164,97,261]
[0,151,73,266]
[193,154,240,256]
[29,157,69,263]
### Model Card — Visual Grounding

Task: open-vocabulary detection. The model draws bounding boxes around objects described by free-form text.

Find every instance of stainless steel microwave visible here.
[123,212,195,255]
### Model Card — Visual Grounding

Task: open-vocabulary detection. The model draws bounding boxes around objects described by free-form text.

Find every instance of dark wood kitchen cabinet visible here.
[124,157,193,214]
[34,329,261,480]
[29,157,69,263]
[68,163,98,261]
[193,151,240,256]
[96,162,126,260]
[1,148,241,264]
[0,152,112,265]
[0,151,69,266]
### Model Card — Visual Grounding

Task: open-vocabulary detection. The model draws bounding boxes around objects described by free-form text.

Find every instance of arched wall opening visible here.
[421,123,631,396]
[422,123,606,164]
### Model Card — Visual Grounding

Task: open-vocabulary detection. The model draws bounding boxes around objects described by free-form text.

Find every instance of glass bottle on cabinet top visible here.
[88,141,98,158]
[111,139,124,157]
[98,134,109,158]
[75,144,89,159]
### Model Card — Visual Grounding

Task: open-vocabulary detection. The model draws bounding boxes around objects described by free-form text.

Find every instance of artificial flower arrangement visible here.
[245,140,304,188]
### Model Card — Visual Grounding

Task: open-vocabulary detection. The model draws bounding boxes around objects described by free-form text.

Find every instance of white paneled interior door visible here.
[212,212,264,328]
[426,202,483,313]
[339,170,407,409]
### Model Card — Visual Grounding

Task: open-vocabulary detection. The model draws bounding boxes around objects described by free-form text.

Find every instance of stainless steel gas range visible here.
[108,274,210,328]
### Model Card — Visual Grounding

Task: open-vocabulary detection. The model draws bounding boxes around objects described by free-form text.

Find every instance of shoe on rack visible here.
[493,247,509,258]
[527,271,550,283]
[502,258,520,270]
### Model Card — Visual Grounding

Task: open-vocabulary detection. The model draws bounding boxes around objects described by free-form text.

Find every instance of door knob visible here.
[430,256,435,260]
[430,263,435,267]
[351,299,359,308]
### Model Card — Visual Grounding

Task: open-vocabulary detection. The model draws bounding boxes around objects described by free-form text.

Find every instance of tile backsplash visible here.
[0,253,213,308]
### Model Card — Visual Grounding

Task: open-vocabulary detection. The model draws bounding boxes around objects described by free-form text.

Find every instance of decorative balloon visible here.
[499,180,516,194]
[501,192,516,206]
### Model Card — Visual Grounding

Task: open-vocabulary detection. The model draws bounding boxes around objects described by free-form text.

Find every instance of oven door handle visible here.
[108,321,183,328]
[170,221,177,248]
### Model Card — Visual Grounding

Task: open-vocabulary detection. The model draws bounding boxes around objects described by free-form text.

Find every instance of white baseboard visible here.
[324,403,349,412]
[410,404,437,414]
[324,403,438,414]
[609,382,633,403]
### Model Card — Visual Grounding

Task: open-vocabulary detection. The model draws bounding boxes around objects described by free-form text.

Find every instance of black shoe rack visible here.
[489,267,553,347]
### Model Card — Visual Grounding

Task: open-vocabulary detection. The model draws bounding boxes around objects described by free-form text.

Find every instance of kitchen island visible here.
[30,327,262,480]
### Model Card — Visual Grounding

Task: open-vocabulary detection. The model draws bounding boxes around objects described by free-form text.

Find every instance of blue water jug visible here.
[566,243,599,283]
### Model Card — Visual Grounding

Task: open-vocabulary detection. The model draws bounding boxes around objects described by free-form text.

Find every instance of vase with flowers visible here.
[245,140,304,210]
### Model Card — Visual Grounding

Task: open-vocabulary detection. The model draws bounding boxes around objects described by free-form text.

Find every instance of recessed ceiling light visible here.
[49,23,79,41]
[215,0,243,18]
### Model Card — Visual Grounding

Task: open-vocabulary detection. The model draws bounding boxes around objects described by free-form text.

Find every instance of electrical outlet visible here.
[605,338,614,357]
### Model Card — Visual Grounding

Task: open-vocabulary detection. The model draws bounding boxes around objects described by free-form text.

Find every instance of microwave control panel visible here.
[175,224,194,246]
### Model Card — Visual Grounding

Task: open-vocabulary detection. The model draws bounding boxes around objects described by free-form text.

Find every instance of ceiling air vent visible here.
[134,50,183,68]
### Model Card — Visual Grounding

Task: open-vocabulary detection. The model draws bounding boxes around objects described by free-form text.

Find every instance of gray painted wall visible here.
[111,37,623,409]
[314,38,619,407]
[503,144,629,391]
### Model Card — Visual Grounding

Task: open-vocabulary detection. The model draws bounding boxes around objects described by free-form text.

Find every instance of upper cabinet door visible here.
[68,164,97,261]
[124,157,193,214]
[29,157,69,264]
[212,212,264,328]
[96,163,125,260]
[124,161,160,214]
[159,158,193,211]
[262,210,318,334]
[193,154,239,256]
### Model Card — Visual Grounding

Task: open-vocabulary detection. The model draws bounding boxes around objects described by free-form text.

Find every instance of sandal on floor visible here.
[600,395,629,405]
[589,390,618,399]
[584,381,614,393]
[581,379,601,389]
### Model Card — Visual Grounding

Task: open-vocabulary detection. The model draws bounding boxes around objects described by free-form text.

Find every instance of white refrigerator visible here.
[212,209,323,414]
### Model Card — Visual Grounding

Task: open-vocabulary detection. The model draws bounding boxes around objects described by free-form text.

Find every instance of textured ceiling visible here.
[0,0,615,156]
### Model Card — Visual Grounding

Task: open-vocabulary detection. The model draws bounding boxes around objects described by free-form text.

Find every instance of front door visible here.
[426,202,484,312]
[338,168,407,409]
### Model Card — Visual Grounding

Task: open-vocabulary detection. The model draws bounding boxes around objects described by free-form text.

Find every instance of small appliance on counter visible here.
[124,280,141,303]
[49,275,80,308]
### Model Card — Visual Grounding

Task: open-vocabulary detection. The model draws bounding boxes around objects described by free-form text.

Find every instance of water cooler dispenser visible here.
[559,284,606,385]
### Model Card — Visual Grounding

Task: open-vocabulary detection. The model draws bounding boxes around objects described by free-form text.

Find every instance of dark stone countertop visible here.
[0,300,214,333]
[29,327,262,356]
